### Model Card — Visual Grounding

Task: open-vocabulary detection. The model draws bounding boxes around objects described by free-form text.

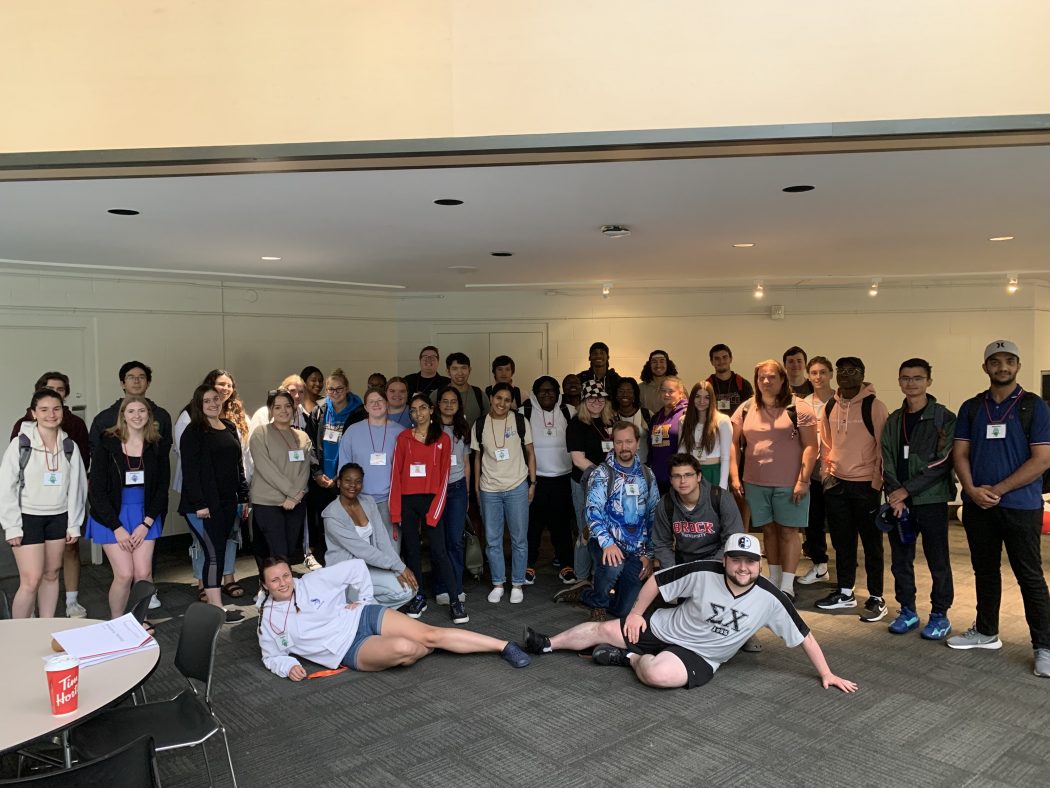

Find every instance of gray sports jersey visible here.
[648,561,810,670]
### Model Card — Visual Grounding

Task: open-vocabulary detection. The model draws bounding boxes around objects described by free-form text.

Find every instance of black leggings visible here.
[253,502,307,571]
[184,506,237,589]
[306,481,338,563]
[400,493,456,600]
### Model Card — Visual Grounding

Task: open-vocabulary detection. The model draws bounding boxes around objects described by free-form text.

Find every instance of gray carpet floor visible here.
[4,524,1050,787]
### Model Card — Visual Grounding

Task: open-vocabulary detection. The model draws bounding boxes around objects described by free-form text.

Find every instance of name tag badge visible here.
[494,447,511,462]
[624,483,640,496]
[450,454,458,466]
[125,470,144,485]
[43,471,63,486]
[369,452,387,466]
[288,449,305,462]
[652,431,663,446]
[410,463,427,477]
[323,427,342,443]
[601,440,614,452]
[717,399,730,411]
[986,423,1006,439]
[902,445,910,460]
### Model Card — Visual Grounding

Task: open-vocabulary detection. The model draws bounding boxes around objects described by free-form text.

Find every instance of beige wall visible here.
[3,1,1049,153]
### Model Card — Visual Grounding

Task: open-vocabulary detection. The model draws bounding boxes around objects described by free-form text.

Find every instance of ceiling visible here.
[0,143,1047,293]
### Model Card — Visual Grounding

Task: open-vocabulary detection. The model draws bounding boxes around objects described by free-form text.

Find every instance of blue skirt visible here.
[85,485,163,544]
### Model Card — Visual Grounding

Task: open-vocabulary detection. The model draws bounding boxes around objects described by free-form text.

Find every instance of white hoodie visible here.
[0,422,87,541]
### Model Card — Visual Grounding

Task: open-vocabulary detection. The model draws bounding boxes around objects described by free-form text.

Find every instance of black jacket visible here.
[178,419,249,514]
[88,434,170,530]
[90,397,173,454]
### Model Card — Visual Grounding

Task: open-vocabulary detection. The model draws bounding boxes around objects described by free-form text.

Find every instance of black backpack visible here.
[520,400,572,425]
[824,394,876,437]
[662,482,722,521]
[582,459,657,502]
[738,397,800,451]
[474,411,529,456]
[17,433,76,507]
[964,390,1050,494]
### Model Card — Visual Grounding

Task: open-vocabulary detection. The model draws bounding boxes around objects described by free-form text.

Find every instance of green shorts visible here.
[744,482,810,528]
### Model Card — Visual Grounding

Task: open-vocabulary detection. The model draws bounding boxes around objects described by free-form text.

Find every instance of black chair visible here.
[73,603,237,787]
[0,735,160,787]
[125,579,157,624]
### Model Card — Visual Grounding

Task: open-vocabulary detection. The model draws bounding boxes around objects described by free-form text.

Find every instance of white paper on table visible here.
[51,613,158,666]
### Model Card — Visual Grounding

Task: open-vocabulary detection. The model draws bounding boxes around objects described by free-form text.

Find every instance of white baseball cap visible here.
[723,533,762,561]
[984,339,1020,361]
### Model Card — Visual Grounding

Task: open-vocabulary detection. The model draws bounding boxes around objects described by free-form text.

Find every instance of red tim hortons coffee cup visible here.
[45,654,80,716]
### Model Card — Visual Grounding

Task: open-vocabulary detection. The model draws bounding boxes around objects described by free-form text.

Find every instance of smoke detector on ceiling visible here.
[600,225,632,239]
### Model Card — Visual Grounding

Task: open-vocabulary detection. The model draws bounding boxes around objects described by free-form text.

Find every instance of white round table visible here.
[0,618,160,765]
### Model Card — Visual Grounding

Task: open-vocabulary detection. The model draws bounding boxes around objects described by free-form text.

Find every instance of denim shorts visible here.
[341,604,387,670]
[744,482,810,528]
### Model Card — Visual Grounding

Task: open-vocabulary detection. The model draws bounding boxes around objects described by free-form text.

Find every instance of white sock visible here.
[840,587,853,597]
[768,565,782,587]
[66,591,78,605]
[780,572,795,592]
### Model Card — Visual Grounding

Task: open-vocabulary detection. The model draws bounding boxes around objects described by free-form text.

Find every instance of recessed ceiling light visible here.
[782,185,815,193]
[490,251,513,257]
[434,198,464,206]
[732,243,756,248]
[988,236,1014,242]
[107,208,140,215]
[600,225,632,239]
[448,265,478,273]
[261,256,281,261]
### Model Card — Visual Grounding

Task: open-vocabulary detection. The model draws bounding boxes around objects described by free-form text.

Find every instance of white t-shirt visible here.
[471,414,533,492]
[688,412,733,489]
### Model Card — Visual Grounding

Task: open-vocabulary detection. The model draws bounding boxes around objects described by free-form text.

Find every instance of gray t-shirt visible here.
[651,481,743,568]
[649,561,809,670]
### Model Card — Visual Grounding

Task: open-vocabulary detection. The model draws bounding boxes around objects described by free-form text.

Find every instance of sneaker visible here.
[487,586,505,604]
[741,636,763,653]
[304,554,323,572]
[591,643,631,667]
[1035,648,1050,678]
[552,557,562,569]
[524,568,536,585]
[65,600,87,619]
[798,563,829,585]
[888,607,920,634]
[450,601,469,624]
[815,591,857,610]
[946,625,1002,650]
[148,594,162,610]
[521,626,552,654]
[921,613,952,641]
[589,607,608,622]
[223,609,245,624]
[500,642,531,668]
[435,593,450,606]
[403,595,428,619]
[510,587,524,604]
[553,580,592,604]
[559,567,578,585]
[860,596,887,623]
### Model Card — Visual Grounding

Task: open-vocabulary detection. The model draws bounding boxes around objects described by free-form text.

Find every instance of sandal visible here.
[222,581,246,598]
[197,587,208,603]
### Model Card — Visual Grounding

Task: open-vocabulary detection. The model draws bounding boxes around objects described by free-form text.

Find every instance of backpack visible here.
[474,411,529,456]
[17,432,75,508]
[520,400,572,425]
[824,394,875,437]
[582,459,657,503]
[964,390,1050,494]
[738,398,799,451]
[662,482,722,522]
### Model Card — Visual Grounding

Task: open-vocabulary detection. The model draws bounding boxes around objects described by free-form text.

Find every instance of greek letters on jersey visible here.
[705,602,749,637]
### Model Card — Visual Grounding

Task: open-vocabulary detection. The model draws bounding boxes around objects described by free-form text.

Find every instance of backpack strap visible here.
[514,411,528,455]
[474,417,484,451]
[472,386,485,416]
[17,433,31,509]
[823,395,875,437]
[734,374,746,393]
[560,403,572,423]
[1018,391,1038,440]
[641,408,653,430]
[521,400,532,420]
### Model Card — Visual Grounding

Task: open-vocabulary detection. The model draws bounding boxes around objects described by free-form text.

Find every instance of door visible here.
[435,331,545,396]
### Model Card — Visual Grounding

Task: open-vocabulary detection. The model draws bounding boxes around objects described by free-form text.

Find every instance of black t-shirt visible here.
[896,409,924,485]
[791,380,815,397]
[565,416,612,483]
[708,374,754,416]
[404,372,450,398]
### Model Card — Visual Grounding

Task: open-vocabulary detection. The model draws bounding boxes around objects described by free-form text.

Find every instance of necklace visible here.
[268,590,296,636]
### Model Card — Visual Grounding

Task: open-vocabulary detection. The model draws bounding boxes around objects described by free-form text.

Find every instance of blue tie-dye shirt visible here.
[585,453,659,557]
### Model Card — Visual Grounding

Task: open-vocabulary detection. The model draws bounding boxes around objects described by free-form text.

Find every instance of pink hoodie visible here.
[821,382,888,490]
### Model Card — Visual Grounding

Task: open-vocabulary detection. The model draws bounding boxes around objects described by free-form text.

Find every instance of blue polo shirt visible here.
[954,386,1050,510]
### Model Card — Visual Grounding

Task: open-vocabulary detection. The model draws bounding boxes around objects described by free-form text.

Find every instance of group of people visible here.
[2,335,1048,688]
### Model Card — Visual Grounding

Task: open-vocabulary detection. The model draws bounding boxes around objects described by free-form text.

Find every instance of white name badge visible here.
[410,463,427,477]
[451,455,458,466]
[902,445,910,460]
[369,452,387,466]
[494,447,511,462]
[125,470,144,485]
[717,399,730,411]
[43,471,62,486]
[323,427,342,443]
[601,440,614,452]
[624,483,640,496]
[652,432,663,446]
[986,423,1006,439]
[288,449,305,462]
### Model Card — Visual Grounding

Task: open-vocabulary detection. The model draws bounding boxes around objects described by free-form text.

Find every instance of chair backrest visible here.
[0,735,159,787]
[174,602,224,702]
[0,590,10,620]
[124,580,157,623]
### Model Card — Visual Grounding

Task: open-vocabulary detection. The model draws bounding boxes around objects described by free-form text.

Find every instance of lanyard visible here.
[983,388,1023,425]
[490,416,509,450]
[268,593,296,636]
[368,420,388,452]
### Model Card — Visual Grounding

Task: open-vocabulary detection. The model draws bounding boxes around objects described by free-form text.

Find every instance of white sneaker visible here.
[304,554,323,572]
[65,600,87,619]
[797,563,828,585]
[148,594,162,610]
[509,587,524,604]
[487,586,505,603]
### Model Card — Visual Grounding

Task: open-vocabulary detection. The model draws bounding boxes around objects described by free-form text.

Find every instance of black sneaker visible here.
[859,596,887,623]
[591,643,631,667]
[450,600,469,625]
[815,591,857,610]
[402,594,427,619]
[223,609,245,624]
[553,580,592,604]
[521,626,553,654]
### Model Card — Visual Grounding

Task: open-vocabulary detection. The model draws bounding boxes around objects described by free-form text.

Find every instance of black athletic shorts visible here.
[18,513,69,545]
[619,612,714,689]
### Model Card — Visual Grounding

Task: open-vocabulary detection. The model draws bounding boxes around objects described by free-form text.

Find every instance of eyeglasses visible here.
[326,386,346,394]
[124,374,147,382]
[836,367,862,376]
[420,355,439,361]
[898,376,928,384]
[670,472,697,481]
